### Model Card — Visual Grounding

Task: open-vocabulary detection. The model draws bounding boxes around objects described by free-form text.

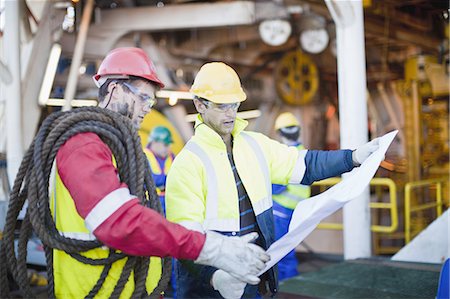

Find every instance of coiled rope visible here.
[0,107,171,298]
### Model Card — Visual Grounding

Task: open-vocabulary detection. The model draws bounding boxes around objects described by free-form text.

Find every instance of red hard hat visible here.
[93,47,164,88]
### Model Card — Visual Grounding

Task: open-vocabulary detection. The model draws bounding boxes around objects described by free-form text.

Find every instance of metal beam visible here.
[0,60,12,84]
[4,0,23,184]
[21,2,65,148]
[325,0,371,260]
[304,1,441,53]
[61,1,287,57]
[92,1,256,32]
[63,0,94,111]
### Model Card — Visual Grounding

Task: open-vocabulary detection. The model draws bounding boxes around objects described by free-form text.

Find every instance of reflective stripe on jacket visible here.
[272,144,311,210]
[51,163,161,298]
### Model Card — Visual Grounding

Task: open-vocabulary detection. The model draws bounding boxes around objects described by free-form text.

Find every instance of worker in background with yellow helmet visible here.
[272,112,311,281]
[48,49,270,298]
[166,62,381,298]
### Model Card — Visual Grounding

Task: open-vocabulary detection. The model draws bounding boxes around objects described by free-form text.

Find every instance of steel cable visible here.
[0,107,171,298]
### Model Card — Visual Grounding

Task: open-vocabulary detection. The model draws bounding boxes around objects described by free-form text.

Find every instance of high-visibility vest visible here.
[272,144,311,210]
[50,165,162,298]
[144,148,174,196]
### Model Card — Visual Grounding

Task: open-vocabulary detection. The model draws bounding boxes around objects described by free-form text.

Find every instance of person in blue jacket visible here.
[272,112,311,281]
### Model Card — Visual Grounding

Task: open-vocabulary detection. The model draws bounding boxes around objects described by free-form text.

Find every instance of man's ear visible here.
[193,99,206,113]
[107,81,117,93]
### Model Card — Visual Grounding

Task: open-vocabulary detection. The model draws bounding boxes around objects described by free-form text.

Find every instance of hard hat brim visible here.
[93,73,164,89]
[190,90,247,104]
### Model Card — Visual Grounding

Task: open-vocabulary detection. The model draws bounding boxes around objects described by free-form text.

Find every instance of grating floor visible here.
[277,257,442,299]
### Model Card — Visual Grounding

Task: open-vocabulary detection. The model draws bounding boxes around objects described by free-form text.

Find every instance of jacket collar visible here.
[193,114,248,149]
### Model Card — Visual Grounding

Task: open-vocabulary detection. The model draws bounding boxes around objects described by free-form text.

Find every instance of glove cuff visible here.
[211,270,221,290]
[195,231,222,265]
[351,150,361,167]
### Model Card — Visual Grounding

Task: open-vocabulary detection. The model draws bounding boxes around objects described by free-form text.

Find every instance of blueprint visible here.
[259,130,398,274]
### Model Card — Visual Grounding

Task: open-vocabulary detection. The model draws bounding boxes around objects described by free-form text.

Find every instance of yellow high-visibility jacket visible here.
[165,115,305,296]
[51,166,161,298]
[166,115,354,298]
[166,116,304,234]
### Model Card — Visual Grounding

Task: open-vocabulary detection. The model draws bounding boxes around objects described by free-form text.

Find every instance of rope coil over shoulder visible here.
[0,107,171,298]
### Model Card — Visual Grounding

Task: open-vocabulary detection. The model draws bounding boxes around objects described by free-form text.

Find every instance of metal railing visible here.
[312,177,398,233]
[404,177,447,243]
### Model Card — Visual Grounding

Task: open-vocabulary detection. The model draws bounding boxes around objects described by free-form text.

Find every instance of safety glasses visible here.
[122,82,156,108]
[202,100,240,112]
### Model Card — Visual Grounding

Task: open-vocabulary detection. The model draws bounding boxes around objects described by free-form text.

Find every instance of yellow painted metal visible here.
[275,50,318,106]
[373,232,406,255]
[312,177,398,233]
[404,55,437,82]
[404,177,447,243]
[363,0,372,8]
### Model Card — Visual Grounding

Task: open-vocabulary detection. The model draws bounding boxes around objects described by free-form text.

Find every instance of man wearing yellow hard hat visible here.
[166,62,380,298]
[272,112,311,281]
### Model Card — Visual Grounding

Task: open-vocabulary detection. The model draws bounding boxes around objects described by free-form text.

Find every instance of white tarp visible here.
[260,130,398,274]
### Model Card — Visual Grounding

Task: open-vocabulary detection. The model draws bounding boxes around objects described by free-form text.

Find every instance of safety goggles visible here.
[122,82,156,108]
[202,100,240,112]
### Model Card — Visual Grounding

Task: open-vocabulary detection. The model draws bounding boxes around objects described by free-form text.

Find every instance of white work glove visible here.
[352,138,380,166]
[195,231,269,285]
[211,270,247,299]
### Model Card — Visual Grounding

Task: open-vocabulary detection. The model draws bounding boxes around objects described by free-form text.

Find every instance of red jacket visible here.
[56,132,205,259]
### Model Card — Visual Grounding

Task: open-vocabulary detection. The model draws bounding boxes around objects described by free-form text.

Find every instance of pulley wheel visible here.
[275,50,319,106]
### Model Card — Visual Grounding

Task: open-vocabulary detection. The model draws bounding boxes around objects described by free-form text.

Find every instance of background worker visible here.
[272,112,311,281]
[51,48,270,298]
[144,125,177,296]
[166,62,380,298]
[145,126,175,215]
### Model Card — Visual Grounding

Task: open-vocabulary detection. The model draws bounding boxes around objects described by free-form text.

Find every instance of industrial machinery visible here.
[275,50,319,106]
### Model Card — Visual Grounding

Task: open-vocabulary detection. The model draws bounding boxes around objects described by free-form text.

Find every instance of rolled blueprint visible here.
[259,130,398,274]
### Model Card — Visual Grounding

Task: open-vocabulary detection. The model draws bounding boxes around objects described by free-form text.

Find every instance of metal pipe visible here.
[411,81,421,181]
[4,0,23,184]
[62,0,94,111]
[325,0,371,260]
[0,59,12,84]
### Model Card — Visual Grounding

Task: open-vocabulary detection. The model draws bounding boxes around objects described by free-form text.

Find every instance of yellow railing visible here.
[404,177,447,243]
[312,177,398,233]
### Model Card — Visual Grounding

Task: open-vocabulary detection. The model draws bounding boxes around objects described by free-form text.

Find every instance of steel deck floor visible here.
[277,257,442,299]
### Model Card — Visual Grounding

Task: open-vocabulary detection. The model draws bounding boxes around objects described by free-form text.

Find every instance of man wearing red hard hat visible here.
[51,47,269,298]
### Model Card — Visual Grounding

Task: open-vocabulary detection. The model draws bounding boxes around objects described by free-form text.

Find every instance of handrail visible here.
[404,177,447,243]
[312,177,398,233]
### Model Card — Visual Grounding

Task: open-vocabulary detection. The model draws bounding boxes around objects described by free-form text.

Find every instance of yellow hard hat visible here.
[190,62,247,104]
[275,112,300,131]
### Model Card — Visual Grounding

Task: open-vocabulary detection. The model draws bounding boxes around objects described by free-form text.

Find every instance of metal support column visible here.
[4,1,23,184]
[63,0,94,111]
[325,0,371,259]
